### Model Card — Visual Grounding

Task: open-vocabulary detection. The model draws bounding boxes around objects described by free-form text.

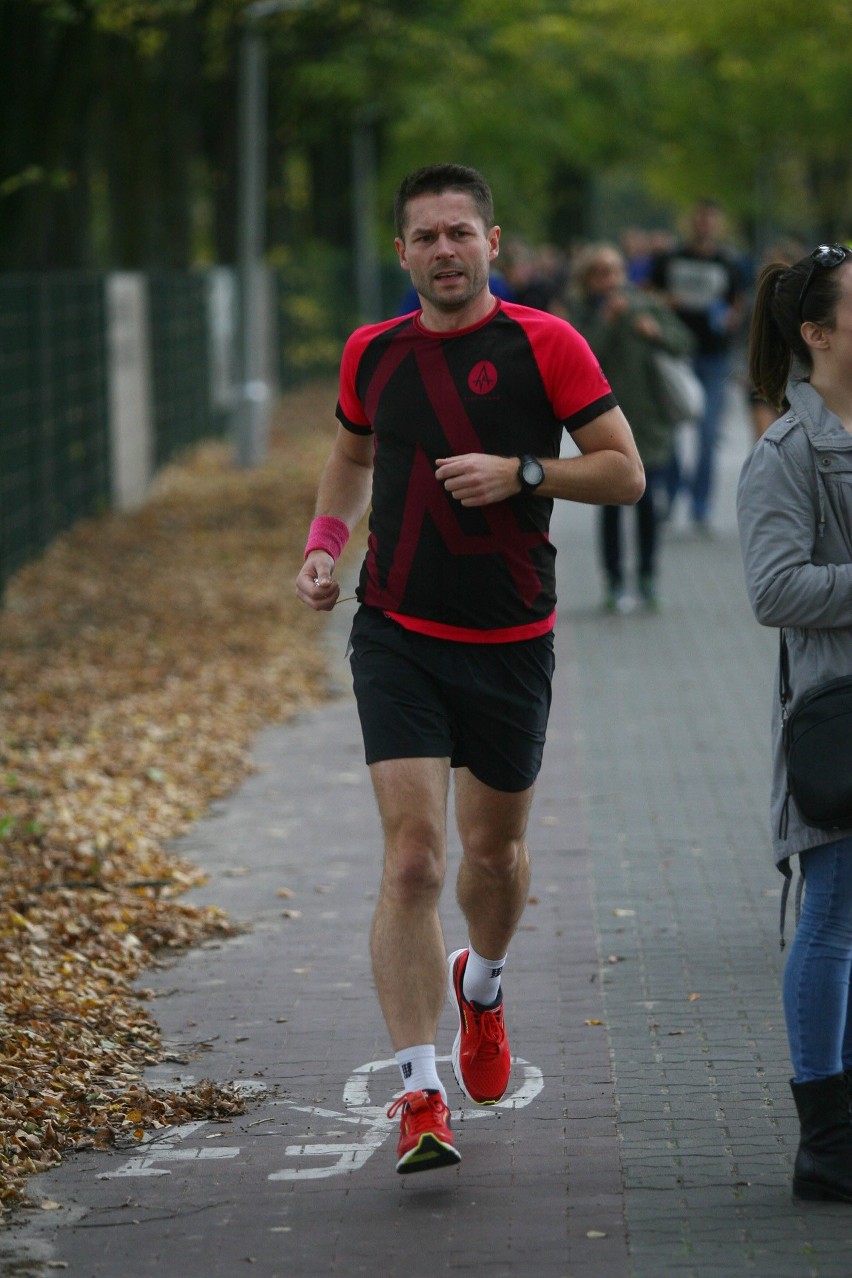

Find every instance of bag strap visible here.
[778,628,792,842]
[778,861,805,951]
[779,628,791,712]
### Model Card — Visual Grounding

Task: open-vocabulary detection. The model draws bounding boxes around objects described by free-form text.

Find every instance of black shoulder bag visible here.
[780,628,852,833]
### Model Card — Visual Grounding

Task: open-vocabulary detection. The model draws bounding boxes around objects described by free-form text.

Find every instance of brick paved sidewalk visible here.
[5,389,852,1277]
[562,393,852,1277]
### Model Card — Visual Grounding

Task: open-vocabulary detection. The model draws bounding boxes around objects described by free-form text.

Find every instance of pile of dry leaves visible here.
[0,382,347,1208]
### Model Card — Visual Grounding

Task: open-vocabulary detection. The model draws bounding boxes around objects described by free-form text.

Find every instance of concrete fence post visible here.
[105,272,155,511]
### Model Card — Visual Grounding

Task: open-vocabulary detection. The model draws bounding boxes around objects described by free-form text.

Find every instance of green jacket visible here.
[570,288,696,468]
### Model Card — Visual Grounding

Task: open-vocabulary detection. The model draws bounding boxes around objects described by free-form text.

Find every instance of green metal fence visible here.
[0,274,110,592]
[0,271,234,599]
[0,254,377,600]
[148,272,215,469]
[275,245,358,391]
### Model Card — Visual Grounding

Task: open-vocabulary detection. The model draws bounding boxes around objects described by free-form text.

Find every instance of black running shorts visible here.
[349,606,555,793]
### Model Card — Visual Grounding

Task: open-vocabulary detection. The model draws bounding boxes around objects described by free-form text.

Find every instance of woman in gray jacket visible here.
[737,243,852,1204]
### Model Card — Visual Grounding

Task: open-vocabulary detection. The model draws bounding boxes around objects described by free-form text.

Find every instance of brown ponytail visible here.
[748,263,802,411]
[749,247,850,412]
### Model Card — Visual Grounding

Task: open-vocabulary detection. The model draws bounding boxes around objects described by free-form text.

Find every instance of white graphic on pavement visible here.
[98,1121,241,1179]
[268,1054,543,1182]
[94,1062,543,1182]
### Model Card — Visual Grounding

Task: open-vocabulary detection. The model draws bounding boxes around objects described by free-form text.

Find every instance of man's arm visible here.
[435,406,645,508]
[295,425,374,612]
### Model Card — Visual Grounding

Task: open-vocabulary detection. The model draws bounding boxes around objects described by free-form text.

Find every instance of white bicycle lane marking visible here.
[268,1054,544,1182]
[99,1059,543,1182]
[99,1119,240,1178]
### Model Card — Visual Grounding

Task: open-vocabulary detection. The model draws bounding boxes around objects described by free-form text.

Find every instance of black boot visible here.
[790,1074,852,1203]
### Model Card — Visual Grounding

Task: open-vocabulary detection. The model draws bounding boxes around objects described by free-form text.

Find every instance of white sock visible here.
[462,944,507,1008]
[395,1044,446,1102]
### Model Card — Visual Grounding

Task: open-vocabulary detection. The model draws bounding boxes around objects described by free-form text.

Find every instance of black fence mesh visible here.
[0,274,110,591]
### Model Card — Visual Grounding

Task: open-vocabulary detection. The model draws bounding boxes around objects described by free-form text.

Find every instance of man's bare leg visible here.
[454,768,534,960]
[445,768,533,1104]
[368,756,451,1051]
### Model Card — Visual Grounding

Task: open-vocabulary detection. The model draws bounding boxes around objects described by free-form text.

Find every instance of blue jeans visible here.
[783,838,852,1083]
[665,351,732,523]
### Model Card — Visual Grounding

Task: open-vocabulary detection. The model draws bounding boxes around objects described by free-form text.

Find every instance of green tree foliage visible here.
[0,0,850,271]
[564,0,852,238]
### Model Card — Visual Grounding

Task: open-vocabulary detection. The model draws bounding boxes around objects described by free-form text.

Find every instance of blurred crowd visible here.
[397,199,819,614]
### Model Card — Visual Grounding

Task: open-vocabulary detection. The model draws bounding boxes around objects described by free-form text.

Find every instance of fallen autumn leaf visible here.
[0,383,345,1210]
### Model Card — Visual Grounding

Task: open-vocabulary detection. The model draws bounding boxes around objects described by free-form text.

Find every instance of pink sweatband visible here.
[304,515,350,562]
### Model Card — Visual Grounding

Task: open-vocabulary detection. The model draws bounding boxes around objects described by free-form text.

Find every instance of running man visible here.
[296,163,644,1174]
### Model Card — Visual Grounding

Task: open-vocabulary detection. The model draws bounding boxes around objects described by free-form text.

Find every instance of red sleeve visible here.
[336,314,413,434]
[505,304,617,431]
[335,327,374,434]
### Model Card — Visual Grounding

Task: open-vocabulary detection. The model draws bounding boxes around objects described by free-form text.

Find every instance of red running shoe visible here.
[447,948,511,1105]
[387,1090,461,1174]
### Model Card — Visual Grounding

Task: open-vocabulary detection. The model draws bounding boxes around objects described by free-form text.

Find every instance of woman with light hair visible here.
[569,242,695,612]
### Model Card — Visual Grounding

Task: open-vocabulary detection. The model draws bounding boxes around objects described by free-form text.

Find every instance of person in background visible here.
[651,199,746,529]
[569,242,695,612]
[737,243,852,1203]
[297,163,643,1176]
[501,238,570,316]
[620,228,676,288]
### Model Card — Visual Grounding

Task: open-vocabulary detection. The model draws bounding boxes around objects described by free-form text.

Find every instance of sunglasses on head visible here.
[798,243,848,321]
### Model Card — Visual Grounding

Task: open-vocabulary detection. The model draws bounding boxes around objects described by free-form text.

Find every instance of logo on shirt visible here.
[468,360,498,395]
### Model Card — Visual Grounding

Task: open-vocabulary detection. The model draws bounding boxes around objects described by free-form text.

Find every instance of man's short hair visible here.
[394,164,494,239]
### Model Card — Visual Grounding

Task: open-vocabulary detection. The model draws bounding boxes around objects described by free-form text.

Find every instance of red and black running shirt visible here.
[336,299,616,642]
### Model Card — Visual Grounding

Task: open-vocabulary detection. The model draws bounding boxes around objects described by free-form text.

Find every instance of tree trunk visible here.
[0,1,97,269]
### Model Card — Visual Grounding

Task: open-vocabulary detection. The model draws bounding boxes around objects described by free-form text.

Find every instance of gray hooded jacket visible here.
[737,378,852,877]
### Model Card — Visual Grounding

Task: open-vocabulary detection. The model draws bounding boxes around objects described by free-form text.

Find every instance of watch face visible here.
[522,458,544,487]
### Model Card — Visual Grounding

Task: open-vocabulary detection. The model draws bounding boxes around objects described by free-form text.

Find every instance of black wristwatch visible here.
[517,454,545,494]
